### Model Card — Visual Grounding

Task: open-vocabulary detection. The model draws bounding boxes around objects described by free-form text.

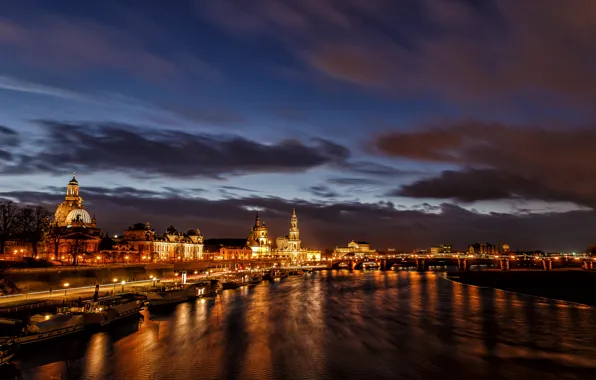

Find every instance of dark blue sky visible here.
[2,0,596,251]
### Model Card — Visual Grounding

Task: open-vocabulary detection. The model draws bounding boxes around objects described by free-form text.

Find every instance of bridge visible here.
[330,255,596,271]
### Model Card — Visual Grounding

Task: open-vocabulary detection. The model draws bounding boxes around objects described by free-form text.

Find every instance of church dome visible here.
[66,208,92,225]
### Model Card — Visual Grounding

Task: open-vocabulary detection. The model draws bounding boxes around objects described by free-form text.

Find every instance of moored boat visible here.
[145,287,189,309]
[248,275,262,284]
[187,279,220,298]
[70,293,144,326]
[362,261,379,269]
[221,274,250,289]
[264,268,286,280]
[0,312,84,345]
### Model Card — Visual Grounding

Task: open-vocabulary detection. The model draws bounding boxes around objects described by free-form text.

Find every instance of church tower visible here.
[54,173,88,226]
[287,208,301,251]
[65,173,82,204]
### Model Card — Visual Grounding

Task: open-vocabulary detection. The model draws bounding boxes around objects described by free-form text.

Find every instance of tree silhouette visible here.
[15,206,51,256]
[0,201,18,255]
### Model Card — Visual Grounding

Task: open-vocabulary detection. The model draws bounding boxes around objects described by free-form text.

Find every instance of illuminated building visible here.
[273,209,321,261]
[203,238,253,260]
[430,244,452,255]
[499,242,511,253]
[468,242,498,255]
[47,174,101,260]
[247,212,271,257]
[333,240,377,259]
[153,226,204,261]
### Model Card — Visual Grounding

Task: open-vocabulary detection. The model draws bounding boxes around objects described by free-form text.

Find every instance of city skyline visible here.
[2,1,596,251]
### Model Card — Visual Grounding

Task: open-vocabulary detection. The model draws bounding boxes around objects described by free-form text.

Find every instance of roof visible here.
[355,241,369,245]
[204,238,248,248]
[66,208,92,225]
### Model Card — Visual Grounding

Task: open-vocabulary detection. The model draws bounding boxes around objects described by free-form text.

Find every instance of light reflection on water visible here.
[5,270,596,380]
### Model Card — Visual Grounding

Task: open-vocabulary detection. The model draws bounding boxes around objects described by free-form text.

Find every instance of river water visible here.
[5,270,596,380]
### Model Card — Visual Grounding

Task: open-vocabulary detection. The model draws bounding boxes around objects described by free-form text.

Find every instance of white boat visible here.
[70,294,144,326]
[0,313,84,345]
[186,280,220,298]
[362,261,380,269]
[145,287,189,309]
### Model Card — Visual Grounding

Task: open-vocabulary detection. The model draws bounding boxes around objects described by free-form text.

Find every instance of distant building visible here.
[203,238,252,260]
[499,242,511,253]
[333,240,377,259]
[46,174,102,262]
[430,244,452,255]
[273,209,321,261]
[104,222,204,262]
[153,226,204,261]
[468,243,498,255]
[247,212,271,257]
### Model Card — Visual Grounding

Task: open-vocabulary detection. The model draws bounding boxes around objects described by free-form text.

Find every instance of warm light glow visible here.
[149,275,154,279]
[63,283,70,287]
[121,280,125,285]
[45,315,50,320]
[174,272,179,276]
[125,256,129,260]
[96,256,101,260]
[113,278,118,282]
[194,271,198,274]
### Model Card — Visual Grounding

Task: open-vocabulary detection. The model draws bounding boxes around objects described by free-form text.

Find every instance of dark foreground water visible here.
[5,270,596,380]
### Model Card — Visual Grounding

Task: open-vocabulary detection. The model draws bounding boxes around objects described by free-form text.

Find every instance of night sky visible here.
[1,0,596,252]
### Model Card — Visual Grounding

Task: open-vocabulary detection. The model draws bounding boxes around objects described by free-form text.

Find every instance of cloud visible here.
[307,185,341,199]
[0,15,216,83]
[1,121,350,178]
[199,0,596,108]
[2,186,596,252]
[374,122,596,207]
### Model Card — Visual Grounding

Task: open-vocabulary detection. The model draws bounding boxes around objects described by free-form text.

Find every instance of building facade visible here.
[333,240,377,259]
[203,238,253,260]
[468,243,498,255]
[430,244,452,255]
[247,212,271,257]
[273,209,321,261]
[153,226,204,261]
[47,174,102,261]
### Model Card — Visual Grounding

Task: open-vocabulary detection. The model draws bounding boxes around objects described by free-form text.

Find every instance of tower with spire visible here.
[248,210,270,257]
[287,208,301,251]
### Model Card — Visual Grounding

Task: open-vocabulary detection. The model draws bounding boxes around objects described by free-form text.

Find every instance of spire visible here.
[292,208,296,216]
[254,210,260,227]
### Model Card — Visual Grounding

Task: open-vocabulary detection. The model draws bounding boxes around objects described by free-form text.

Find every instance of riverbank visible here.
[446,270,596,306]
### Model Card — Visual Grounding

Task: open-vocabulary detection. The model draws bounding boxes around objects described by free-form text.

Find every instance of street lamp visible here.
[113,278,118,291]
[121,280,125,292]
[63,282,70,296]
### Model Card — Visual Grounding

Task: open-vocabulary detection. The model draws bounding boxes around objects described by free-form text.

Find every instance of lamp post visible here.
[63,282,70,296]
[121,280,125,292]
[113,278,118,292]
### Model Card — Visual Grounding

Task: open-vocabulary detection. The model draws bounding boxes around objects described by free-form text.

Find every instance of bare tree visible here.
[16,206,51,256]
[47,222,63,260]
[0,201,18,255]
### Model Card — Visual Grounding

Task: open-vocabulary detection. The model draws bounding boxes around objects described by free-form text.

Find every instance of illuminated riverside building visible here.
[273,209,321,261]
[333,240,377,259]
[47,174,102,260]
[152,226,204,261]
[430,244,452,255]
[247,212,272,257]
[203,238,253,260]
[102,223,204,262]
[467,242,498,255]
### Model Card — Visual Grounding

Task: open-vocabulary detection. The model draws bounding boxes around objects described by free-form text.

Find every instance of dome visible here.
[66,208,92,225]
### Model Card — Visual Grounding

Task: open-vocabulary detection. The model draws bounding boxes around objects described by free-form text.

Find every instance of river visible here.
[4,270,596,380]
